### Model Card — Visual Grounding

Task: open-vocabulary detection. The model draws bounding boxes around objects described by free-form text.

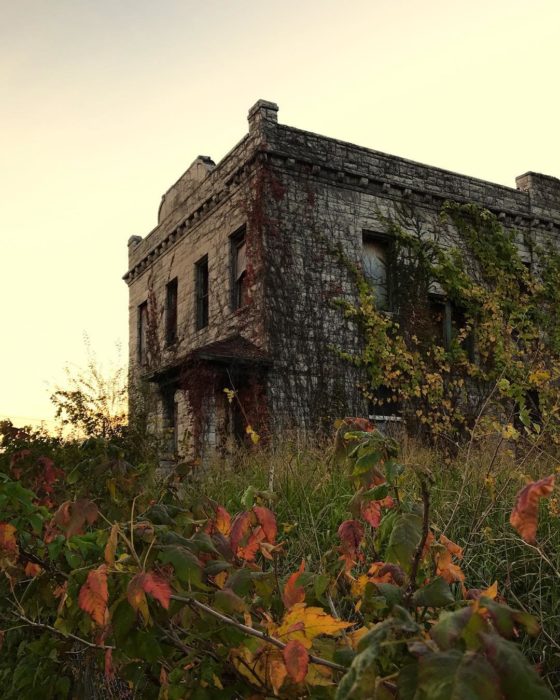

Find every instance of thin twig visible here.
[170,594,347,673]
[13,613,115,650]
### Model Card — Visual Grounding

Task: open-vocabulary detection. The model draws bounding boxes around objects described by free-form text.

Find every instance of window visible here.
[165,277,178,346]
[362,233,391,310]
[195,256,209,330]
[138,301,148,365]
[429,298,475,361]
[231,228,248,310]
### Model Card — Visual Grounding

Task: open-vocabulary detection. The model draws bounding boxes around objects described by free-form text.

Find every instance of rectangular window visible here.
[362,233,391,311]
[138,301,148,365]
[195,256,209,330]
[231,228,248,310]
[165,277,178,346]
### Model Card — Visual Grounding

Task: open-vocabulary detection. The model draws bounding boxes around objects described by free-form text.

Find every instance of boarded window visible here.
[165,277,178,345]
[195,256,209,330]
[138,301,148,365]
[362,235,390,310]
[231,229,248,309]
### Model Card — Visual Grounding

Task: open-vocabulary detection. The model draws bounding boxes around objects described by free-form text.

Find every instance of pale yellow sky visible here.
[1,0,559,427]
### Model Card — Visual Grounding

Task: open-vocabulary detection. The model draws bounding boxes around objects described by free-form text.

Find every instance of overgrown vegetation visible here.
[2,203,560,697]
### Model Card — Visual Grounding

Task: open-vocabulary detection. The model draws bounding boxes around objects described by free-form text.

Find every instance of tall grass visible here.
[186,433,560,691]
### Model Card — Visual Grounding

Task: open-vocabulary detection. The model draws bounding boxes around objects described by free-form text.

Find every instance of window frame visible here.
[195,255,209,330]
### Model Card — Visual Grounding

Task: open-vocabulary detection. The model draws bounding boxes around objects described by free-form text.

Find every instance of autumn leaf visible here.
[510,475,555,543]
[278,603,352,648]
[253,506,277,543]
[283,560,306,609]
[435,547,465,584]
[78,564,109,627]
[24,562,42,577]
[51,498,99,538]
[128,570,171,615]
[0,522,18,562]
[338,520,364,571]
[238,526,266,562]
[104,523,118,566]
[230,511,253,554]
[440,534,463,559]
[214,505,231,536]
[283,639,309,683]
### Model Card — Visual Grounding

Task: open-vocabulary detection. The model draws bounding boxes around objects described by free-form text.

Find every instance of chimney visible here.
[248,99,279,136]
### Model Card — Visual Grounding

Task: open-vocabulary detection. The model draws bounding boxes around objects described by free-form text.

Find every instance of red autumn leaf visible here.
[510,475,555,543]
[360,500,382,528]
[129,571,171,610]
[230,511,253,554]
[78,565,109,626]
[338,520,364,570]
[283,639,309,683]
[283,560,306,609]
[253,505,277,543]
[238,526,266,562]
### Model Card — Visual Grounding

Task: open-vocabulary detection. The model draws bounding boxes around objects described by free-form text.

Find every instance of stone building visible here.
[124,99,560,458]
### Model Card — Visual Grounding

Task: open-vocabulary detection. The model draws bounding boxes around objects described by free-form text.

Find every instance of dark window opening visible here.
[231,228,248,310]
[165,278,178,345]
[138,301,148,365]
[195,256,209,330]
[368,386,401,419]
[162,386,177,454]
[362,233,392,311]
[429,298,475,361]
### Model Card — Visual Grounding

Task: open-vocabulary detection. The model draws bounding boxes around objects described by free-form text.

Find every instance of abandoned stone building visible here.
[124,99,560,457]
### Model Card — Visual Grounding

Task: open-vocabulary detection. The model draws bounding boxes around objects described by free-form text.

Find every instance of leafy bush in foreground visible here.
[0,423,557,699]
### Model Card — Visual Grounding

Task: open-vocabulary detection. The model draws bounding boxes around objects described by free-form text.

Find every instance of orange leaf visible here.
[360,500,382,528]
[104,523,118,566]
[440,534,463,560]
[0,522,18,558]
[338,520,364,570]
[215,506,231,536]
[265,650,288,695]
[253,506,277,543]
[51,498,99,538]
[435,549,465,583]
[238,526,266,562]
[510,475,555,543]
[24,562,42,577]
[230,512,253,554]
[128,571,171,610]
[78,565,108,626]
[283,639,309,683]
[283,560,306,609]
[142,571,172,609]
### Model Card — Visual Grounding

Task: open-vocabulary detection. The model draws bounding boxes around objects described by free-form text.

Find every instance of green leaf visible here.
[158,545,203,587]
[385,513,422,573]
[482,633,555,700]
[241,485,256,508]
[413,577,455,608]
[401,649,502,700]
[430,607,474,650]
[480,598,540,638]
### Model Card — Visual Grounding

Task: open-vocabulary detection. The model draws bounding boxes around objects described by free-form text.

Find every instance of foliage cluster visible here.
[342,203,560,447]
[1,421,558,699]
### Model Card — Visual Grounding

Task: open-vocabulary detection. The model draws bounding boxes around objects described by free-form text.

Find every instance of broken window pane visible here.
[165,277,178,345]
[231,228,249,309]
[195,256,209,329]
[362,237,389,310]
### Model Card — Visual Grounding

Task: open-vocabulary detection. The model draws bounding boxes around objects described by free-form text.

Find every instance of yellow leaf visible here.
[277,604,351,648]
[481,581,498,600]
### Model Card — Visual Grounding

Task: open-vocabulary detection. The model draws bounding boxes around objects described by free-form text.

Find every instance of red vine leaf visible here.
[510,475,555,543]
[78,564,109,627]
[283,639,309,683]
[283,560,306,609]
[214,505,231,536]
[229,512,253,554]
